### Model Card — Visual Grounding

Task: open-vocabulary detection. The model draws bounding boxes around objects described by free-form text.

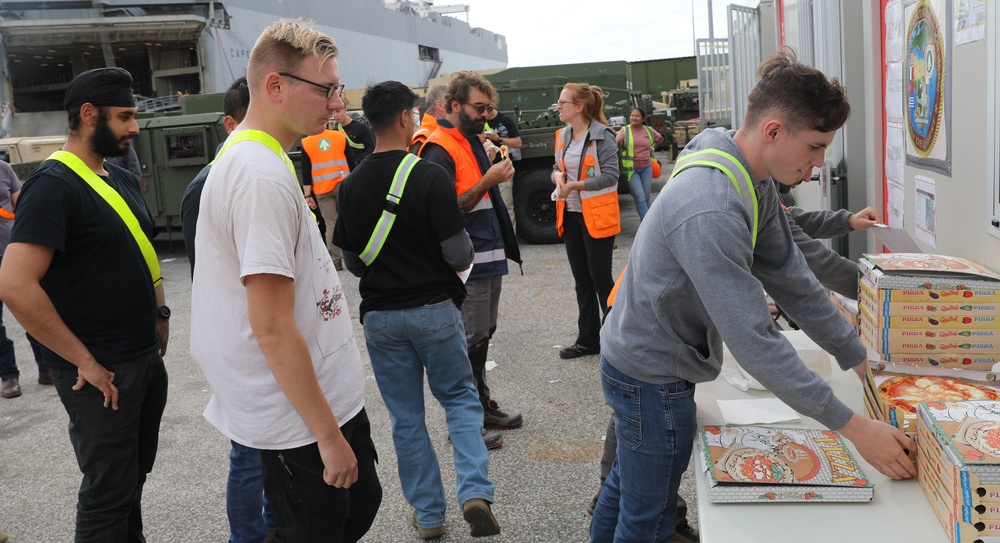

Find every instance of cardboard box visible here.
[861,254,1000,292]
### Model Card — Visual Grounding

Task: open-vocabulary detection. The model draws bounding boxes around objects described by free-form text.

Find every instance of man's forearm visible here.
[5,283,97,370]
[457,185,489,213]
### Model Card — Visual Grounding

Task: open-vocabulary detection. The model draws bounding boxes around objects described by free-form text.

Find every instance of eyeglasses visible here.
[557,100,575,107]
[279,72,345,99]
[463,102,495,115]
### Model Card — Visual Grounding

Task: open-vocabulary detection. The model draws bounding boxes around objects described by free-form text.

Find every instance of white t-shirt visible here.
[190,135,365,450]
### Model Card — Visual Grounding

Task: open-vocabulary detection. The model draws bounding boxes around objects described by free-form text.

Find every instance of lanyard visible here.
[48,150,162,286]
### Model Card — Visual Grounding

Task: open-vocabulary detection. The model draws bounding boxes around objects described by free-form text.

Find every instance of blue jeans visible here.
[227,441,276,543]
[591,356,697,543]
[627,165,654,219]
[363,299,494,529]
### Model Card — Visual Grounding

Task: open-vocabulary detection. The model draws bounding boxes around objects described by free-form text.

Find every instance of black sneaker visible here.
[559,343,599,359]
[484,399,523,429]
[670,518,700,543]
[483,428,504,450]
[448,428,504,450]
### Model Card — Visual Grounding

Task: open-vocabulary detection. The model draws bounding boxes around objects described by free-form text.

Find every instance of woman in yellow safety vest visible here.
[551,83,621,359]
[615,107,663,220]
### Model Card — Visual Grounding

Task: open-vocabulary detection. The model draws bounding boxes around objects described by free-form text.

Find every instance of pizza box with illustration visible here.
[859,318,1000,356]
[860,273,1000,304]
[863,364,1000,434]
[861,253,1000,292]
[918,401,1000,483]
[830,291,859,331]
[916,414,1000,508]
[699,425,873,503]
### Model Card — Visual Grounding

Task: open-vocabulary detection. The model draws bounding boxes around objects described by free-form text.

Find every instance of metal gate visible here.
[728,4,762,130]
[696,38,731,130]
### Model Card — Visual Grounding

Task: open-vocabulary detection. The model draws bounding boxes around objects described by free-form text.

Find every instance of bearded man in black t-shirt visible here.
[0,67,169,542]
[332,81,502,539]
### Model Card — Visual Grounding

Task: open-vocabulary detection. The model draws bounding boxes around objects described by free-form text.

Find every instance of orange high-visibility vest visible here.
[301,129,350,195]
[421,124,485,197]
[411,113,440,149]
[0,207,13,220]
[554,127,620,239]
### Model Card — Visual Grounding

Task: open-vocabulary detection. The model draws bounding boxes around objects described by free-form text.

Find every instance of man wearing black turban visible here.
[0,66,170,542]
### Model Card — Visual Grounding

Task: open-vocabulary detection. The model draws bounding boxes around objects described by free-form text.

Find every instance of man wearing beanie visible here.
[0,66,169,542]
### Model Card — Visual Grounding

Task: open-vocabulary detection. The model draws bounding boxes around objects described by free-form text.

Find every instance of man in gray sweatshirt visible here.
[590,52,916,543]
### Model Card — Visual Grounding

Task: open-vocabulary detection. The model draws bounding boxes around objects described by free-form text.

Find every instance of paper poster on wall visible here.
[886,122,905,183]
[886,62,904,122]
[955,0,986,45]
[888,181,905,229]
[885,1,905,62]
[914,175,936,247]
[904,0,952,176]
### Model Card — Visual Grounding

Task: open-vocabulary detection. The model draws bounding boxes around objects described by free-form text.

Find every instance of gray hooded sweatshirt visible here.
[786,206,860,300]
[600,128,865,431]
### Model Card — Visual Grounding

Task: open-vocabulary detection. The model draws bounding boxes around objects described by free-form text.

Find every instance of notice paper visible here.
[873,224,922,253]
[717,398,801,425]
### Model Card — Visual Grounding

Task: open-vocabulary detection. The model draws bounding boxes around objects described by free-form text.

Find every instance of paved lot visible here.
[0,157,698,542]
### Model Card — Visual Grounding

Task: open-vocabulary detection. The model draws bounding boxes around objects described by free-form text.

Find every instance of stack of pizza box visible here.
[830,291,859,333]
[859,253,1000,436]
[916,400,1000,543]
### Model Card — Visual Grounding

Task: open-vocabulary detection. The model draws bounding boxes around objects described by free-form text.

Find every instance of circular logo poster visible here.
[906,1,945,157]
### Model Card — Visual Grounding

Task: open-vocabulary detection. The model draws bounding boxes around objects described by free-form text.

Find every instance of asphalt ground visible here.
[0,154,698,542]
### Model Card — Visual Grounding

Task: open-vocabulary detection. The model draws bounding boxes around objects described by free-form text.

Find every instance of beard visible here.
[458,108,485,137]
[90,111,130,158]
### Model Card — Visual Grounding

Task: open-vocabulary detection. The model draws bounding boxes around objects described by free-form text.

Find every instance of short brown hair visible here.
[444,71,496,114]
[247,19,338,94]
[563,83,608,126]
[743,49,849,133]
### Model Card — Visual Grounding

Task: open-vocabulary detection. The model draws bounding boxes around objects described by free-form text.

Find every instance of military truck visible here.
[1,135,68,179]
[493,76,673,244]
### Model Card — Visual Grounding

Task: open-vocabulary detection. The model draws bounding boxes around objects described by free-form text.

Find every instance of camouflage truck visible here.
[493,76,674,244]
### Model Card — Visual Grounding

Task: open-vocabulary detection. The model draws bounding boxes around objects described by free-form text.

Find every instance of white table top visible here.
[694,363,942,543]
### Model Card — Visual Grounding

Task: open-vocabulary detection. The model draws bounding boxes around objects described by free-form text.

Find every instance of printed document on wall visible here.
[886,63,904,123]
[886,122,905,183]
[914,175,936,247]
[955,0,986,45]
[888,180,905,229]
[885,1,904,61]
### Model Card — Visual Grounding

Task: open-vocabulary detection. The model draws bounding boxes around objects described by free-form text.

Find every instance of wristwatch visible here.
[157,305,171,320]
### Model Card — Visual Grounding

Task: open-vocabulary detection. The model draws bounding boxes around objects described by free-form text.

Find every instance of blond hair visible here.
[563,83,608,126]
[247,19,339,93]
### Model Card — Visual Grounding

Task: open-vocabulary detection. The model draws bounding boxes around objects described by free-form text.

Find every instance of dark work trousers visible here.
[51,351,168,543]
[260,408,382,543]
[562,211,615,348]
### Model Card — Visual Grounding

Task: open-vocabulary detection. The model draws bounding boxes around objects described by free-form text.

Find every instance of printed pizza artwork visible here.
[719,447,796,484]
[963,420,1000,459]
[878,375,1000,413]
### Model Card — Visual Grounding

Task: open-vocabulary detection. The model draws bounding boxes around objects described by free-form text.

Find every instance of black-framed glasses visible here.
[278,72,344,99]
[463,102,495,115]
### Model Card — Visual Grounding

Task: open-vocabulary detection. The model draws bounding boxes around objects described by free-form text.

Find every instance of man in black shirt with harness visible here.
[0,67,169,542]
[333,81,501,539]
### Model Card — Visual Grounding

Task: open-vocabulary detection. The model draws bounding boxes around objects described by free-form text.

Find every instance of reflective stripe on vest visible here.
[49,150,162,287]
[359,154,421,266]
[607,148,758,308]
[212,129,296,174]
[620,125,654,179]
[553,127,621,239]
[671,148,758,247]
[337,123,366,150]
[301,130,350,195]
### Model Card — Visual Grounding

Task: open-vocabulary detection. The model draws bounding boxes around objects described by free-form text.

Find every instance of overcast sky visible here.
[451,0,760,67]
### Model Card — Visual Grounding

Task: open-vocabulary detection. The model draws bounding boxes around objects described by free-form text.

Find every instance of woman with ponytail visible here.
[551,83,620,359]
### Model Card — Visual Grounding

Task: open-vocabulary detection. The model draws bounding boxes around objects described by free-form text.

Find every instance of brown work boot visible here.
[462,498,500,537]
[37,371,53,385]
[1,378,21,399]
[411,512,446,540]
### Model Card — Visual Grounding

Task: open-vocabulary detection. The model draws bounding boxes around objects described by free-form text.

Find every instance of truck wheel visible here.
[514,169,562,245]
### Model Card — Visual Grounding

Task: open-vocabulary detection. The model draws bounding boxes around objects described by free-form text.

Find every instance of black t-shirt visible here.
[10,160,160,370]
[340,120,376,164]
[332,150,467,318]
[180,163,210,276]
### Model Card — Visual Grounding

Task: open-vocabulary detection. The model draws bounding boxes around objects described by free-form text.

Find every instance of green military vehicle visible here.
[492,76,674,244]
[4,93,232,235]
